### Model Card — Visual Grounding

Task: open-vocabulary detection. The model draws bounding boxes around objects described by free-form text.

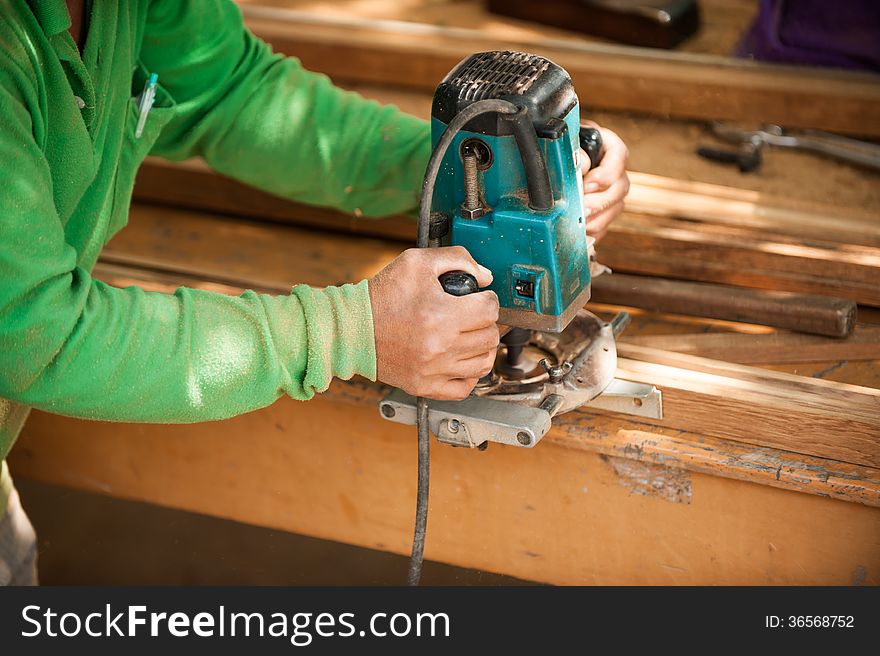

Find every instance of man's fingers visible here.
[450,350,497,379]
[586,200,623,238]
[583,127,628,193]
[447,290,500,331]
[456,325,502,359]
[583,174,629,218]
[425,245,493,288]
[427,377,480,401]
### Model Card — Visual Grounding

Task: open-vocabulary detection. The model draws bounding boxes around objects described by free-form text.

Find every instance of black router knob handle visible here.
[439,271,479,296]
[579,126,603,170]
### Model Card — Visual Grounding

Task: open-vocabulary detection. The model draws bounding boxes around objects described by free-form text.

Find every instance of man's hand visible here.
[369,247,500,401]
[580,121,630,241]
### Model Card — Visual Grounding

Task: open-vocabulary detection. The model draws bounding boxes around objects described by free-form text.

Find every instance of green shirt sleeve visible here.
[143,0,431,218]
[0,9,398,423]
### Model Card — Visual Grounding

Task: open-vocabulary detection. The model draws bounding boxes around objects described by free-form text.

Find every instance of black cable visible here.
[406,397,430,587]
[408,98,520,586]
[503,107,554,211]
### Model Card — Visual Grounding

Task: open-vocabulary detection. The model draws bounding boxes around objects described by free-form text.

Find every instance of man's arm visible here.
[143,0,430,218]
[0,75,376,423]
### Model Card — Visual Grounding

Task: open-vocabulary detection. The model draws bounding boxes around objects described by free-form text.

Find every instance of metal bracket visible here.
[437,417,475,447]
[582,379,663,420]
[379,389,552,448]
[379,378,660,449]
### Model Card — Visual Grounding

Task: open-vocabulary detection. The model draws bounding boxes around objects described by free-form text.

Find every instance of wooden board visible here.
[137,158,880,247]
[622,326,880,364]
[614,345,880,469]
[600,214,880,306]
[626,172,880,248]
[599,244,880,307]
[238,5,880,136]
[11,389,880,585]
[591,273,858,337]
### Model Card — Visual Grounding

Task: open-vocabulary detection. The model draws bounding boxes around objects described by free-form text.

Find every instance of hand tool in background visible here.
[697,122,880,173]
[591,274,857,338]
[376,51,662,585]
[487,0,700,49]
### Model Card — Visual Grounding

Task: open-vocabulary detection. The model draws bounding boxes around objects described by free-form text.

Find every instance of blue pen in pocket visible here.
[135,73,158,139]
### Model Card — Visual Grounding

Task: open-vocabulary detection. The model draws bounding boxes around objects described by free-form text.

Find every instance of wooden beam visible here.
[554,424,880,509]
[621,325,880,364]
[211,352,880,508]
[601,214,880,306]
[240,6,880,137]
[137,159,880,248]
[599,242,880,307]
[15,383,880,511]
[10,383,880,585]
[591,273,857,337]
[613,344,880,468]
[627,172,880,248]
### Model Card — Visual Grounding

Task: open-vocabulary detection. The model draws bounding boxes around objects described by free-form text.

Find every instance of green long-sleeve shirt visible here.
[0,0,431,517]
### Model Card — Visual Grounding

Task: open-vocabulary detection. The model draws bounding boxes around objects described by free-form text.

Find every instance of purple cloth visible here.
[734,0,880,72]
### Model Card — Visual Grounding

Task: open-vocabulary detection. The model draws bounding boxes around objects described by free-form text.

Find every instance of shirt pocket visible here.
[108,63,177,238]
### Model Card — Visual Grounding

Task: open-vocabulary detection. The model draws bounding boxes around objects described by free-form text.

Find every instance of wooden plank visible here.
[622,326,880,364]
[239,6,880,137]
[591,273,857,337]
[627,172,880,247]
[613,344,880,468]
[599,245,880,307]
[602,214,880,296]
[552,423,880,509]
[137,158,880,251]
[10,393,880,585]
[408,366,880,504]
